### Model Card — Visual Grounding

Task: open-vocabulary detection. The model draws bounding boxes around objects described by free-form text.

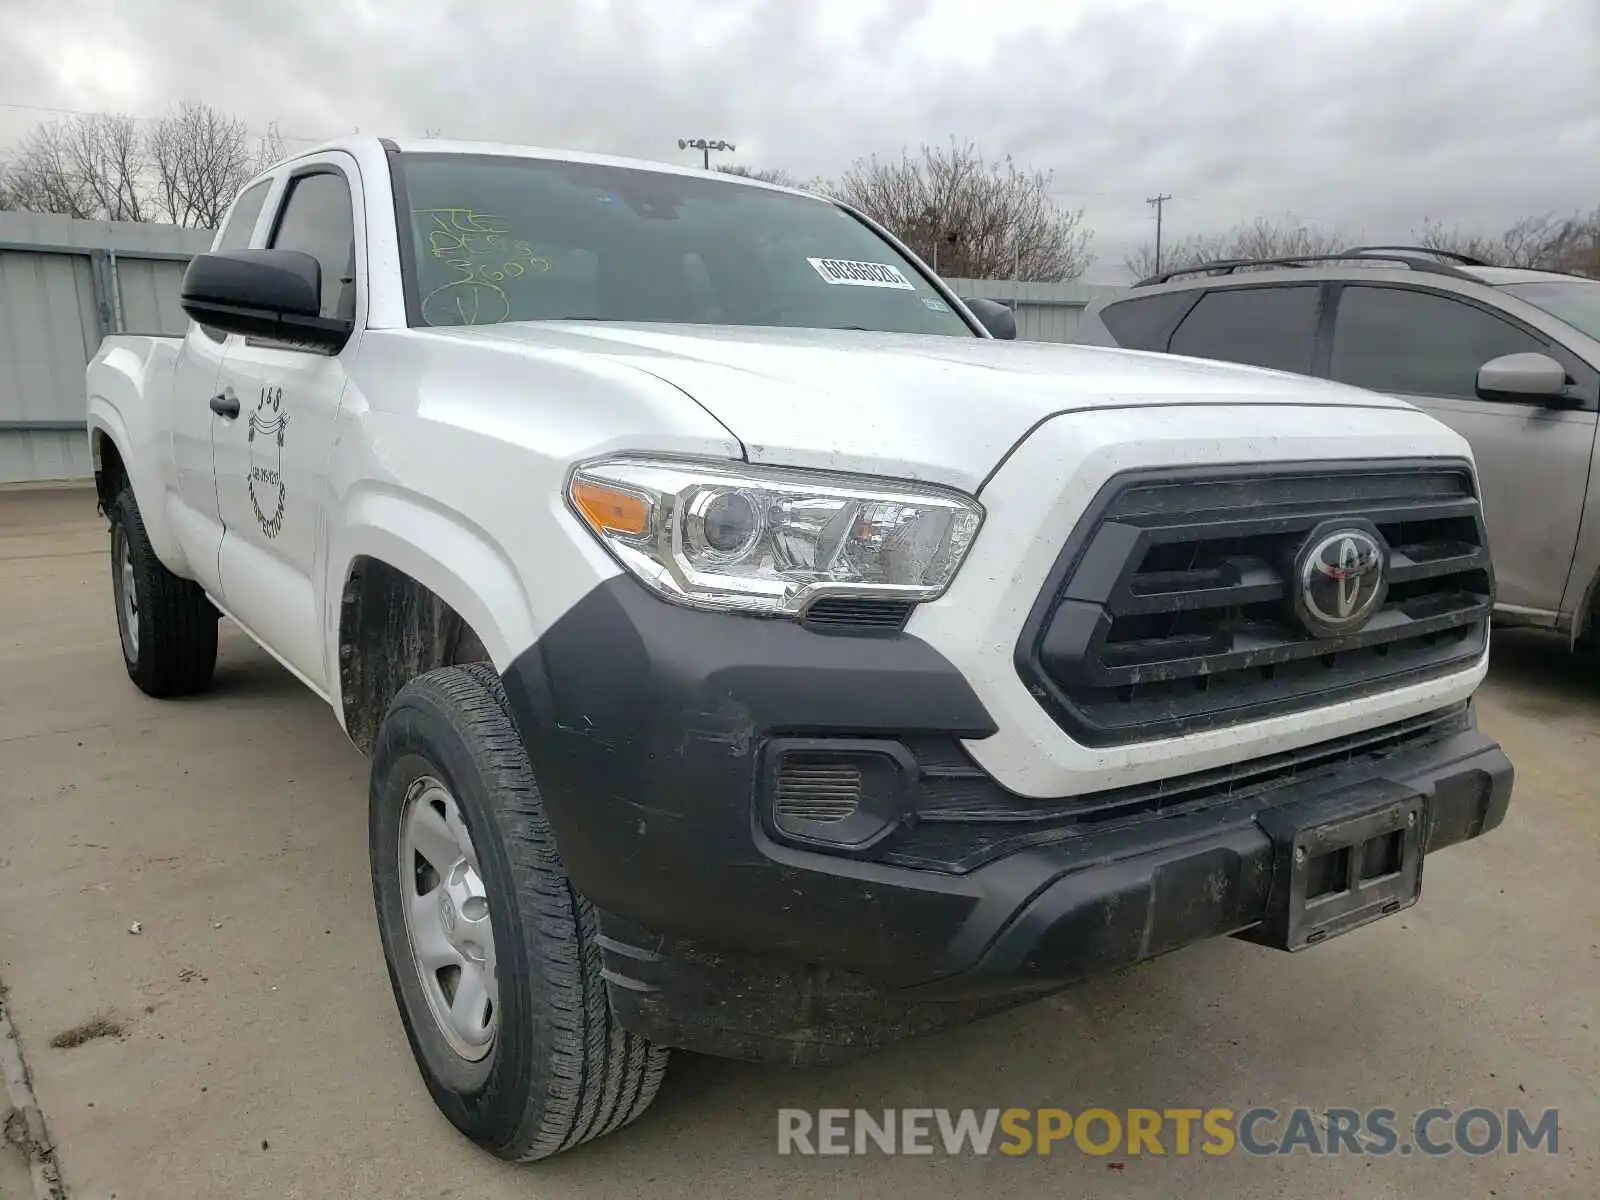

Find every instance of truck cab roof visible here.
[272,135,812,197]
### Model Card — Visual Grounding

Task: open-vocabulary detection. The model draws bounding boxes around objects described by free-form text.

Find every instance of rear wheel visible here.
[109,486,217,697]
[1572,585,1600,662]
[370,663,668,1161]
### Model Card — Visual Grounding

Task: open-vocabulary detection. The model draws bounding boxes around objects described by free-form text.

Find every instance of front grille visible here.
[881,704,1471,873]
[1016,462,1492,746]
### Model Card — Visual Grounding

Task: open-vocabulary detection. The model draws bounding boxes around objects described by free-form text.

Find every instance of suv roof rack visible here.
[1342,244,1491,267]
[1133,248,1486,288]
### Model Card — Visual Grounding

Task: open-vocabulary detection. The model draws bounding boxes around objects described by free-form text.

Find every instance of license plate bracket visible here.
[1246,781,1425,952]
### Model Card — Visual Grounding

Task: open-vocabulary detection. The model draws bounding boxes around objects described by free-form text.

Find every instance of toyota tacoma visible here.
[84,138,1513,1162]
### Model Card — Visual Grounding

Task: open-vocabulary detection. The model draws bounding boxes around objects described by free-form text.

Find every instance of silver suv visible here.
[1079,248,1600,653]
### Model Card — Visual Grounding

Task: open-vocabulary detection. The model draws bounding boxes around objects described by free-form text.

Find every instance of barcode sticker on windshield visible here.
[807,258,916,290]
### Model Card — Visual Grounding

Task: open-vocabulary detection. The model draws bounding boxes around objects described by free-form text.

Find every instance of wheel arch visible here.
[87,387,191,574]
[89,420,129,515]
[331,488,536,753]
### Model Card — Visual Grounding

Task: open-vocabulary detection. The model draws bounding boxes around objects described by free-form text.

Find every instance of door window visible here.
[268,171,357,322]
[1330,286,1550,399]
[1166,285,1321,374]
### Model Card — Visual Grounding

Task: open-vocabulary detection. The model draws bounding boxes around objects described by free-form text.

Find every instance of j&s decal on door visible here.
[248,385,289,539]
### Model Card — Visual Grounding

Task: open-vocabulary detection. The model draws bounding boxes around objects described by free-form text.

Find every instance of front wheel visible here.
[108,486,217,697]
[369,663,668,1161]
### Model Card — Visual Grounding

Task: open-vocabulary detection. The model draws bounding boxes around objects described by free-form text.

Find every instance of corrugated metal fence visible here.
[0,214,1128,483]
[943,278,1126,343]
[0,213,212,483]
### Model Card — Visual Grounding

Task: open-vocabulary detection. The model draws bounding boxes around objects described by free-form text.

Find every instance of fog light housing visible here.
[761,739,915,853]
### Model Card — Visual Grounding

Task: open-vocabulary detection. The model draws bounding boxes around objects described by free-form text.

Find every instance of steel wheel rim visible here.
[398,775,499,1061]
[113,526,139,661]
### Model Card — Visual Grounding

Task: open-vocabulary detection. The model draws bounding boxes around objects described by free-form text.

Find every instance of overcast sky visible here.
[2,0,1596,281]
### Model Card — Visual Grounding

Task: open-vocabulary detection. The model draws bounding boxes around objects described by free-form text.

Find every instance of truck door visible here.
[211,157,364,691]
[168,177,276,599]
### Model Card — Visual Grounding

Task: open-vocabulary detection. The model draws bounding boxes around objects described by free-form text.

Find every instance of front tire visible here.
[369,663,668,1161]
[108,486,218,697]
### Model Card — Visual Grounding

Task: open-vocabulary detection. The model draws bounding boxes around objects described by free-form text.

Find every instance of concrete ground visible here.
[0,485,1595,1200]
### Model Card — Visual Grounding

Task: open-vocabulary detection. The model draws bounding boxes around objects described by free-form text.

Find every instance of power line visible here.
[1046,188,1159,200]
[0,99,150,120]
[0,99,331,146]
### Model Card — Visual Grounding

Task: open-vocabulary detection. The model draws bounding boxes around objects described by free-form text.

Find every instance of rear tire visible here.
[109,485,218,697]
[1574,599,1600,663]
[370,662,668,1161]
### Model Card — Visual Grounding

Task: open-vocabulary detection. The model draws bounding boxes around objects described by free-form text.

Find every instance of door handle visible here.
[209,391,240,419]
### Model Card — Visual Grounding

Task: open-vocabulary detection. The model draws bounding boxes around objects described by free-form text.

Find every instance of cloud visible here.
[1,0,1595,280]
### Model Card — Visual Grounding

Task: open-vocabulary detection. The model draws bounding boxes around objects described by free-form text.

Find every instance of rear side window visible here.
[269,171,357,322]
[200,180,275,340]
[1167,285,1321,374]
[1330,286,1551,399]
[216,180,272,251]
[1097,291,1196,350]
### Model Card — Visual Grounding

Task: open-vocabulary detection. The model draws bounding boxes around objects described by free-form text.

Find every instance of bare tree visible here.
[1,117,108,219]
[1,104,284,226]
[68,113,149,221]
[824,140,1093,281]
[1415,213,1600,277]
[1414,216,1557,268]
[2,113,150,220]
[1542,210,1600,277]
[149,103,284,227]
[1124,215,1348,279]
[715,164,803,188]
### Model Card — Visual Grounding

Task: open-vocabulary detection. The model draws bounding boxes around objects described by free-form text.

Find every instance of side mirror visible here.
[181,249,352,351]
[964,297,1017,340]
[1476,352,1570,403]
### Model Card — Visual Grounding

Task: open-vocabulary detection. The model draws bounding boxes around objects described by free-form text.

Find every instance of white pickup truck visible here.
[85,137,1513,1162]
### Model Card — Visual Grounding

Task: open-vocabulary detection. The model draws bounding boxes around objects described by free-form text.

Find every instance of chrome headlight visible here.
[567,457,984,615]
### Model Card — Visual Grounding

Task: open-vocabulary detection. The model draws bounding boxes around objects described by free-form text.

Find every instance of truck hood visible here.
[422,322,1413,492]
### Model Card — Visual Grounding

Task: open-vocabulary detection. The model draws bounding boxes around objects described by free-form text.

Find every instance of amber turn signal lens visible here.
[572,479,650,536]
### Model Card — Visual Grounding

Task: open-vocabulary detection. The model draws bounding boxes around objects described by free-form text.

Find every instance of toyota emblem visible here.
[1293,522,1388,638]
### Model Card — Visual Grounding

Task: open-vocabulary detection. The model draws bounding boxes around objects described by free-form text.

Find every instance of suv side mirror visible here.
[964,297,1017,340]
[1476,352,1570,404]
[181,249,353,352]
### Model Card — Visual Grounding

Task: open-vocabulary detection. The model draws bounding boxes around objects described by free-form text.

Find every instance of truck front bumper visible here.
[500,577,1513,1064]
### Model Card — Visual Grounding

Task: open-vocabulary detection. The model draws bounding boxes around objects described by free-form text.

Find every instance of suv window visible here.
[1330,286,1549,399]
[1167,285,1320,374]
[269,170,357,322]
[1097,291,1197,351]
[1498,280,1600,342]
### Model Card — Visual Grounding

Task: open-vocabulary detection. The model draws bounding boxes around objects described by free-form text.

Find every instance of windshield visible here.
[1498,280,1600,341]
[391,153,974,337]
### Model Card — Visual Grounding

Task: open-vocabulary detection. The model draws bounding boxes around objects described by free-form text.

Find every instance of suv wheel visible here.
[369,663,668,1161]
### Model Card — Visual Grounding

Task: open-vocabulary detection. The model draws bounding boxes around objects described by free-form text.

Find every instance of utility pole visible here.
[1147,193,1173,275]
[679,137,735,170]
